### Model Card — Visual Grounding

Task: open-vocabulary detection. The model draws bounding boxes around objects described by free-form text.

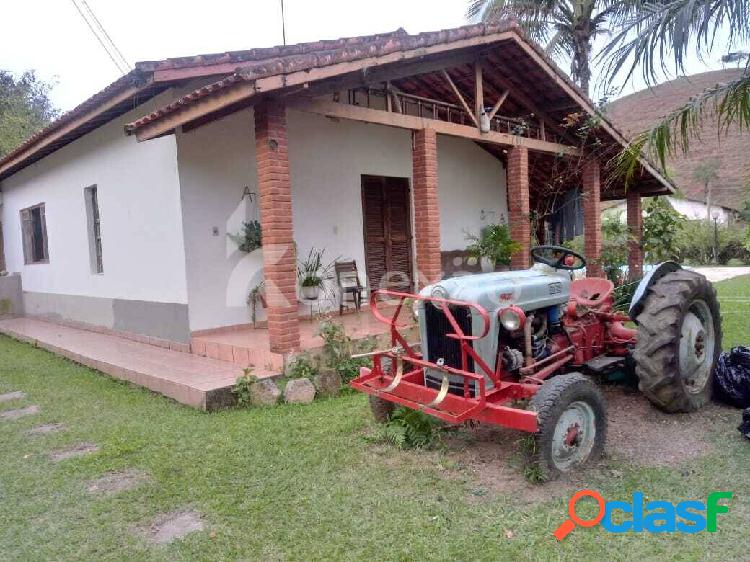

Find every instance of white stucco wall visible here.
[177,108,508,332]
[606,196,732,224]
[0,91,188,304]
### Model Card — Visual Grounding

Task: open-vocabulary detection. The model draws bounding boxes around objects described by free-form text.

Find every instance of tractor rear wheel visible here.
[528,373,607,481]
[633,269,721,413]
[369,395,395,423]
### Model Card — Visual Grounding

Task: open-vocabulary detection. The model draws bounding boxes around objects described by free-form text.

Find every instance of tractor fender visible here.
[628,262,682,321]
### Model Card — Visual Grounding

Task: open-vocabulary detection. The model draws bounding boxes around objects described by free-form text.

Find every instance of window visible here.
[84,186,103,274]
[20,203,48,264]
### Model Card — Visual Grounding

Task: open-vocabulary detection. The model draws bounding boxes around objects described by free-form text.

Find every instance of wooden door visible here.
[361,175,413,294]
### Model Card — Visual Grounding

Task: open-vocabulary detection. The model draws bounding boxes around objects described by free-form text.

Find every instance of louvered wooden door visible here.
[361,175,413,295]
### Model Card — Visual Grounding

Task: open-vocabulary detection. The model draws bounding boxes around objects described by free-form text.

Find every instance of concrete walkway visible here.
[0,317,274,410]
[688,266,750,283]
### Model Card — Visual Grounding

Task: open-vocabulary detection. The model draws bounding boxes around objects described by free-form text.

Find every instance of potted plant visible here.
[228,220,263,253]
[247,281,266,326]
[297,247,334,300]
[465,223,522,272]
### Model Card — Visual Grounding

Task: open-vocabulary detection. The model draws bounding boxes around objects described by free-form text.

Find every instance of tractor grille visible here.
[424,303,474,371]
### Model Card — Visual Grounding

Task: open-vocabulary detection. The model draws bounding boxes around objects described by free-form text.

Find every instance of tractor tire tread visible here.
[633,269,721,413]
[528,373,607,481]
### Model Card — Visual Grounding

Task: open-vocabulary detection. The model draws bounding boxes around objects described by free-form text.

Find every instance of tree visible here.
[0,70,58,157]
[603,0,750,178]
[692,159,720,226]
[642,196,684,262]
[467,0,637,94]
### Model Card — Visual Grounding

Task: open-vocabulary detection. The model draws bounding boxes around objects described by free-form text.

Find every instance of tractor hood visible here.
[419,264,571,312]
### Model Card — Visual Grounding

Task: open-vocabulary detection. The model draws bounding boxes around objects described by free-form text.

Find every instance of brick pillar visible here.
[255,100,300,353]
[627,189,644,280]
[412,128,441,287]
[582,159,603,278]
[507,146,530,269]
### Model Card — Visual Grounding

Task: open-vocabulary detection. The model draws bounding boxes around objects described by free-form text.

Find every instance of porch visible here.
[128,23,672,358]
[190,304,415,371]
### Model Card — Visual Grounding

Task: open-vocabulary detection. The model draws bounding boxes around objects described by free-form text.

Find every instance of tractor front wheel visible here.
[633,269,721,413]
[528,373,607,481]
[369,395,395,423]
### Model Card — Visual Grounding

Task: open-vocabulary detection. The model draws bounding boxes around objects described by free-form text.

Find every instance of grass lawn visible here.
[1,277,749,561]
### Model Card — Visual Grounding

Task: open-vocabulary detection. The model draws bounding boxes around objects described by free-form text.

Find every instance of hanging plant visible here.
[228,220,263,253]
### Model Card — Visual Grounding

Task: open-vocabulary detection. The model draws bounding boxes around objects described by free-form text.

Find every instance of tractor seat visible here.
[569,278,614,311]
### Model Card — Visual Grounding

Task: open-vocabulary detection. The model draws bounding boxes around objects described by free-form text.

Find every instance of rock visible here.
[283,378,316,404]
[248,379,281,407]
[313,371,342,397]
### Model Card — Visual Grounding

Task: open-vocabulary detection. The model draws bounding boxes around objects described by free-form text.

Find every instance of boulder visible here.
[313,371,342,397]
[284,378,316,404]
[249,379,281,406]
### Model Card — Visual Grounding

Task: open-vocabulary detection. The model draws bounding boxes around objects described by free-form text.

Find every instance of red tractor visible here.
[351,246,721,479]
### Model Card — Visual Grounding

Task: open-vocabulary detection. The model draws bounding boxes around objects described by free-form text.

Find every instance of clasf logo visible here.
[554,489,733,540]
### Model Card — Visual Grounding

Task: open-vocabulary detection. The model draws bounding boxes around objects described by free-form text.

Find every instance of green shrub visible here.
[675,220,749,265]
[379,407,438,449]
[465,223,522,266]
[232,369,258,407]
[318,320,376,383]
[562,213,629,283]
[228,221,262,253]
[643,196,684,262]
[287,354,318,379]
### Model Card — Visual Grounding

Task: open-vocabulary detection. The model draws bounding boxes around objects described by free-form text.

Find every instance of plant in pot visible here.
[246,281,266,326]
[228,220,263,253]
[465,223,522,272]
[297,247,335,300]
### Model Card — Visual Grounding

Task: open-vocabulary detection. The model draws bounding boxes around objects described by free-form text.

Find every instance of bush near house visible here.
[675,220,750,265]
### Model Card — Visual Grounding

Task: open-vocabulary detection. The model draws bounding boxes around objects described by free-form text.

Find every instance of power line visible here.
[80,0,131,71]
[280,0,287,46]
[69,0,130,75]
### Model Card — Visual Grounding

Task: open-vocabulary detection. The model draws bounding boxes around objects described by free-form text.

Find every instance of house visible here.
[604,196,738,225]
[0,22,671,370]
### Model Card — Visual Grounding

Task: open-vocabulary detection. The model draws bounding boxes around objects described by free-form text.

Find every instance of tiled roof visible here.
[125,21,524,132]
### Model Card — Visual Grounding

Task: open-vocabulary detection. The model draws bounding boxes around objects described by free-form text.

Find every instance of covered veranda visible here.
[126,22,672,361]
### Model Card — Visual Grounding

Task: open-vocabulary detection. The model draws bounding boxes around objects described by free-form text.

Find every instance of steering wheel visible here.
[531,245,587,271]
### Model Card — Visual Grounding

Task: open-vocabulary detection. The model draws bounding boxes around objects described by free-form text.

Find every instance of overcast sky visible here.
[1,0,744,112]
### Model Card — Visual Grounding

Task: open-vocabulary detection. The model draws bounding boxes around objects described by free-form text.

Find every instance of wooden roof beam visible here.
[441,70,479,128]
[290,99,580,156]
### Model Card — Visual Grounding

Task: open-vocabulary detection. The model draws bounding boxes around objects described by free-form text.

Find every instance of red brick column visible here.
[627,189,644,280]
[582,159,603,278]
[255,100,300,353]
[412,128,442,287]
[507,146,530,270]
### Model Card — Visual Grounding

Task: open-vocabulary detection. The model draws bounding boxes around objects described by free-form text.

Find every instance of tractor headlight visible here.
[499,306,526,331]
[430,285,449,301]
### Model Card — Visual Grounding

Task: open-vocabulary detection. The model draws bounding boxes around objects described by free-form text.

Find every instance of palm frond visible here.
[600,0,750,86]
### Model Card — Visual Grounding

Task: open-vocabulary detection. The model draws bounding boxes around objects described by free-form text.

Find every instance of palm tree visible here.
[467,0,634,94]
[601,0,750,177]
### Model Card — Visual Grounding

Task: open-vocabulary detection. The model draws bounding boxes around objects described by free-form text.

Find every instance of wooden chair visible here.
[335,260,363,315]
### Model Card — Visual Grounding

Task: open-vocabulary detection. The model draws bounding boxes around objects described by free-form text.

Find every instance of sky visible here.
[0,0,745,113]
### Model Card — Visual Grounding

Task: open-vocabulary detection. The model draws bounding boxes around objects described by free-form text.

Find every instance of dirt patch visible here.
[86,469,149,495]
[0,391,26,403]
[0,405,39,421]
[440,424,586,504]
[603,386,730,466]
[26,423,66,436]
[432,385,733,504]
[141,510,205,544]
[49,442,99,462]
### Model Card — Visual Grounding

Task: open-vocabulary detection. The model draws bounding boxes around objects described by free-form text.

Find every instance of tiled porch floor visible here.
[190,305,415,369]
[0,317,276,411]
